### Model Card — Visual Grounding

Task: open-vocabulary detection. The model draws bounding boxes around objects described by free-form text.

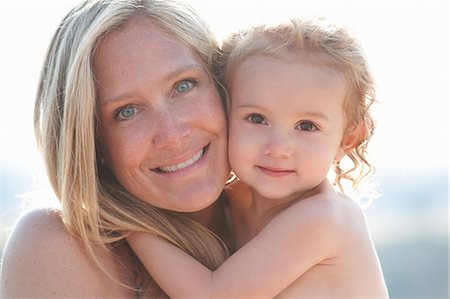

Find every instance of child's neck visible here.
[227,180,330,250]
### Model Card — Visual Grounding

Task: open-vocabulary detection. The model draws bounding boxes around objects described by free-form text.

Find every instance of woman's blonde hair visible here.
[220,18,376,192]
[34,0,228,296]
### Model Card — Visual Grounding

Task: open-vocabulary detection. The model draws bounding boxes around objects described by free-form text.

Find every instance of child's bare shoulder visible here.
[313,191,365,223]
[284,189,367,241]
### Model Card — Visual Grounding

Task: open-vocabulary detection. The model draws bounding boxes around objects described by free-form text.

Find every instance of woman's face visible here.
[94,17,229,212]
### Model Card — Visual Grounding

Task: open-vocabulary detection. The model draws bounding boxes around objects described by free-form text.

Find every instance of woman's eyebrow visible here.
[164,63,204,82]
[100,92,135,106]
[100,64,205,105]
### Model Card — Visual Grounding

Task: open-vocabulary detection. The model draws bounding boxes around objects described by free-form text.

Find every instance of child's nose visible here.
[263,130,294,159]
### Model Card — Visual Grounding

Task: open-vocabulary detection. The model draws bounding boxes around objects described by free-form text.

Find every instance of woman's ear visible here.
[335,122,366,161]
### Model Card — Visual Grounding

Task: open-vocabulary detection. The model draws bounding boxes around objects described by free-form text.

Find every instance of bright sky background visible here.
[0,0,448,179]
[1,3,447,294]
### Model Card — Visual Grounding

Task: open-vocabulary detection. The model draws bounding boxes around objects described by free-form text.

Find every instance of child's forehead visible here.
[229,51,352,109]
[231,54,347,96]
[236,51,344,80]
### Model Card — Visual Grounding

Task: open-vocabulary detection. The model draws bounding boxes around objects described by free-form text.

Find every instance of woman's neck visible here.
[183,197,223,234]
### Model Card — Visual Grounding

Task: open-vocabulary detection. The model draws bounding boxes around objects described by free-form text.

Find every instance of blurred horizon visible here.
[1,164,447,297]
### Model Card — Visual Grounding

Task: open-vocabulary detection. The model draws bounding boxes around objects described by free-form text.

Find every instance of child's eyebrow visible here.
[300,112,330,121]
[234,104,260,109]
[235,104,330,121]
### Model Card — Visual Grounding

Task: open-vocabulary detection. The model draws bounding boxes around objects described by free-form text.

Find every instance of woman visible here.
[1,0,231,297]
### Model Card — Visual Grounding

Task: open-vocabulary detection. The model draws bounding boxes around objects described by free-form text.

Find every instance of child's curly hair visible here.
[218,18,376,193]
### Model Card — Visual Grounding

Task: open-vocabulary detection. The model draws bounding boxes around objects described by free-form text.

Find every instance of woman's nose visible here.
[152,109,192,149]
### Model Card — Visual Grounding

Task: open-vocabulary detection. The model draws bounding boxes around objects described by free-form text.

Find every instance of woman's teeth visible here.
[158,148,204,173]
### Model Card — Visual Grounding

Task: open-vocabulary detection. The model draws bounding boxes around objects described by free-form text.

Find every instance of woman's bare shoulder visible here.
[2,208,72,256]
[4,208,66,240]
[1,208,69,261]
[1,208,131,298]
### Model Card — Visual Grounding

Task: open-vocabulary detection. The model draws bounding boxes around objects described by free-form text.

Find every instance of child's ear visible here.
[335,122,365,161]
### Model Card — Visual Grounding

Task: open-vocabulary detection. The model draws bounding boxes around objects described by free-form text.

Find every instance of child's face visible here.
[228,55,348,200]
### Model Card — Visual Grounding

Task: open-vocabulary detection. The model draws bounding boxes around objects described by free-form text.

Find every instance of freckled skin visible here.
[94,17,229,212]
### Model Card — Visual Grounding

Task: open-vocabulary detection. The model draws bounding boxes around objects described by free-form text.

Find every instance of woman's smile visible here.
[154,144,209,174]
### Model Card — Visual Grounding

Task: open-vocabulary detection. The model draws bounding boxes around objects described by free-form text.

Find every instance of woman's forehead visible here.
[93,18,203,101]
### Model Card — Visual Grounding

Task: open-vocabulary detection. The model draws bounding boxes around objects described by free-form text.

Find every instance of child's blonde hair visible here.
[220,18,376,192]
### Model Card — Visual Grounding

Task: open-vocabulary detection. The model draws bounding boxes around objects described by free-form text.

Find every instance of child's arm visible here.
[128,193,349,298]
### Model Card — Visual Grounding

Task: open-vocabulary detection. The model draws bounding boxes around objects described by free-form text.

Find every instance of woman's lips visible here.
[153,144,209,173]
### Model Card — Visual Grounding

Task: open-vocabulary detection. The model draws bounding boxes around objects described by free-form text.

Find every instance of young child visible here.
[128,18,388,298]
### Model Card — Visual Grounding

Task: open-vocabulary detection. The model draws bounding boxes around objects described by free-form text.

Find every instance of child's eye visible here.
[174,79,197,95]
[115,105,137,120]
[245,113,267,125]
[297,121,317,131]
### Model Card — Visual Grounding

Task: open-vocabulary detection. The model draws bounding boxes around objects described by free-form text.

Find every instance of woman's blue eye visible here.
[116,106,136,120]
[246,113,267,125]
[175,80,195,94]
[297,121,317,131]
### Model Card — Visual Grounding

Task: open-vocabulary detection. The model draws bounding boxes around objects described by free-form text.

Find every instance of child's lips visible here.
[256,165,295,177]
